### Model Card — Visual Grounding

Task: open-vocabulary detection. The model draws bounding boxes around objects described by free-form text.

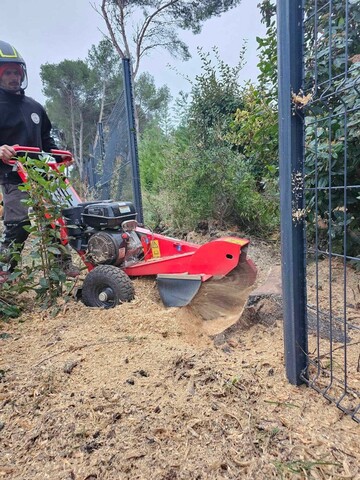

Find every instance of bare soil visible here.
[0,238,359,480]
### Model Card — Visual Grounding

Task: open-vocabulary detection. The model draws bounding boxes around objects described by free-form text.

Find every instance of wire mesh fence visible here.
[301,0,360,422]
[86,59,143,221]
[278,0,359,422]
[87,90,134,203]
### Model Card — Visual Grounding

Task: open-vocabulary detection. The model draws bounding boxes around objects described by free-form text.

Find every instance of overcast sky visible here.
[1,0,265,104]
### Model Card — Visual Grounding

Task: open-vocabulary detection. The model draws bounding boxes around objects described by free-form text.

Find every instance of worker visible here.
[0,40,79,283]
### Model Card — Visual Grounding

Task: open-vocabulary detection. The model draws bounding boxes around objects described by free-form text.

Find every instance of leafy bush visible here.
[139,122,168,194]
[0,156,77,319]
[162,144,279,234]
[226,83,278,183]
[139,43,280,236]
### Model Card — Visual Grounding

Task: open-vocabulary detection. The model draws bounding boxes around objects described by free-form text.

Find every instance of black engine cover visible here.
[82,201,137,228]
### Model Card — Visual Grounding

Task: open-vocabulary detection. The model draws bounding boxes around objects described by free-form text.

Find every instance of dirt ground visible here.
[0,238,359,480]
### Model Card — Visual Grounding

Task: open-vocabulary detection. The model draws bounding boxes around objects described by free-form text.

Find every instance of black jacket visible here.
[0,89,58,184]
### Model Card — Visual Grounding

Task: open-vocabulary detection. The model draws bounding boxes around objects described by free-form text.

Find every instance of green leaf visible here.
[39,277,49,288]
[47,246,62,255]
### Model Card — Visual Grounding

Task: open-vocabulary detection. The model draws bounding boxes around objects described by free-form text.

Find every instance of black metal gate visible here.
[278,0,360,422]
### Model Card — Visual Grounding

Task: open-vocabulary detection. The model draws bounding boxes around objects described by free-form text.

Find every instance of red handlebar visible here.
[13,146,41,153]
[10,146,74,165]
[1,146,74,182]
[47,149,73,157]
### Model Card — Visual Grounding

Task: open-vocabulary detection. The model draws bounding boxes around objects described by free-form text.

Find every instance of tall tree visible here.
[41,60,98,183]
[135,72,171,133]
[86,38,123,124]
[98,0,243,79]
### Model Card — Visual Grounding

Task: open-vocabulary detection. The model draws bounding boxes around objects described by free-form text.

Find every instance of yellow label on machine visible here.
[151,240,161,258]
[223,238,246,245]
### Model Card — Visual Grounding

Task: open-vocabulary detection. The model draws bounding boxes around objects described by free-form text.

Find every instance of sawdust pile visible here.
[190,263,255,322]
[0,240,359,480]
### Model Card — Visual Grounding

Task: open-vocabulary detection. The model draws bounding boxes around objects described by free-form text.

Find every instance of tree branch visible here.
[134,0,180,77]
[115,0,132,58]
[101,0,126,59]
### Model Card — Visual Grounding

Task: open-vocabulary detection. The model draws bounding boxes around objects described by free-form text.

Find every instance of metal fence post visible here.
[277,0,308,385]
[122,58,144,223]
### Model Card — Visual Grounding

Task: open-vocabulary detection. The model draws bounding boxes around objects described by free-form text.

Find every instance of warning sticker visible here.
[151,240,161,258]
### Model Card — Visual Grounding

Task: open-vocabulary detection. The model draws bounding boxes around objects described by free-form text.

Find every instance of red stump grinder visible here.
[8,147,257,314]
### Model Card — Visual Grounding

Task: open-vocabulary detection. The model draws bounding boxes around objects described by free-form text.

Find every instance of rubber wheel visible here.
[82,265,135,308]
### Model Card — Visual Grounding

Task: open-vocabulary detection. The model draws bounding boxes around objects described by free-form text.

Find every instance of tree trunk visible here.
[93,82,107,147]
[79,110,84,184]
[69,94,78,165]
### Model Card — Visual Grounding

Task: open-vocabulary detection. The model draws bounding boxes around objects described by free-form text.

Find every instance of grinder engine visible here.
[62,201,143,267]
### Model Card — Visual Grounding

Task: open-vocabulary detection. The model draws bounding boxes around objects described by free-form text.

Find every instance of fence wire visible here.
[87,91,134,204]
[301,0,360,422]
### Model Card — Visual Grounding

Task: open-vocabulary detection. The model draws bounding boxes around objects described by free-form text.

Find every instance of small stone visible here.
[126,378,135,385]
[222,345,231,354]
[227,339,238,348]
[63,360,78,374]
[112,412,121,422]
[0,333,11,340]
[82,441,101,454]
[213,333,226,346]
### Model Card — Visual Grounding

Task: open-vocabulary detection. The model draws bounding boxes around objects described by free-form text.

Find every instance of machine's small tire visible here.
[82,265,135,308]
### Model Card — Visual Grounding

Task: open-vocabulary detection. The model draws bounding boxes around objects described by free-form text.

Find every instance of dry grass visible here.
[0,242,359,480]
